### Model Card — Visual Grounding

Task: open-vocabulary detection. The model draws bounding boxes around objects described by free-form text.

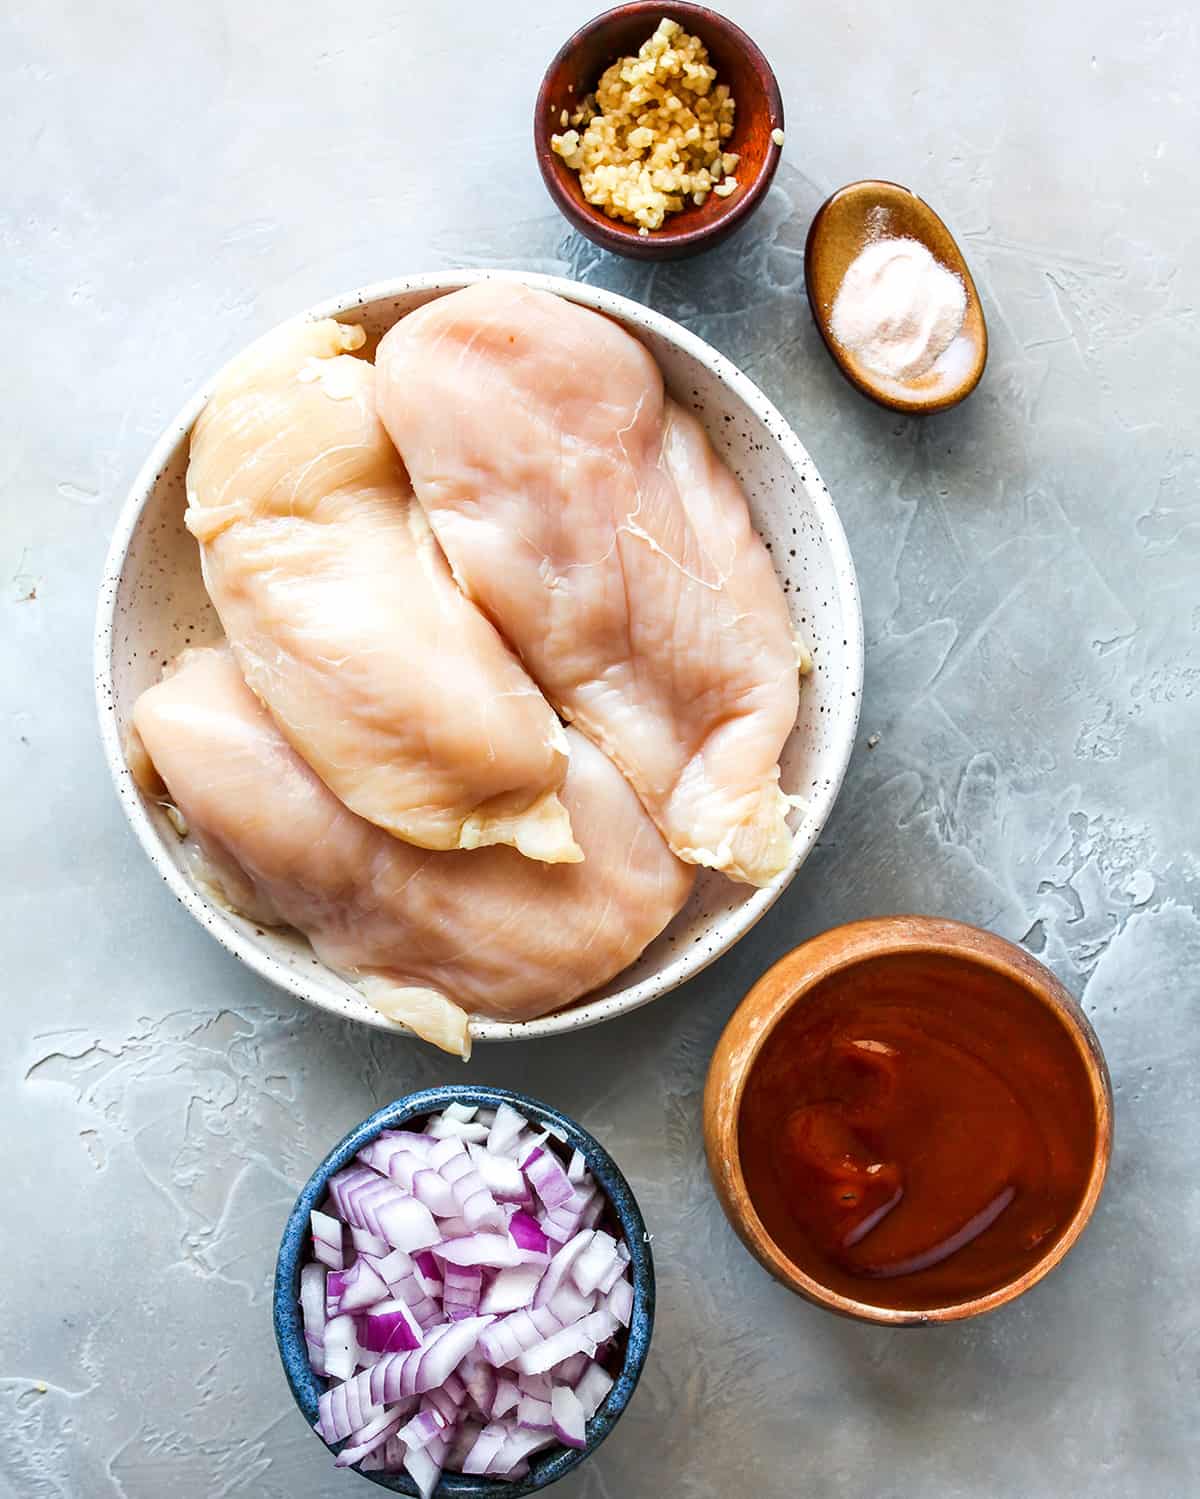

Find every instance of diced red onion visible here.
[509,1210,550,1256]
[300,1105,635,1485]
[366,1317,492,1405]
[442,1263,483,1320]
[514,1127,549,1161]
[412,1167,459,1218]
[327,1168,387,1234]
[397,1407,445,1452]
[418,1319,489,1395]
[325,1268,349,1318]
[534,1230,594,1309]
[578,1188,606,1231]
[437,1368,467,1406]
[391,1286,441,1330]
[427,1135,466,1169]
[404,1373,467,1498]
[437,1149,505,1231]
[606,1277,634,1327]
[359,1297,424,1353]
[573,1231,620,1297]
[462,1422,509,1475]
[335,1405,406,1468]
[382,1427,412,1467]
[375,1194,441,1254]
[486,1103,526,1156]
[479,1263,542,1315]
[358,1138,425,1191]
[349,1224,390,1257]
[478,1304,562,1367]
[468,1143,529,1202]
[370,1260,439,1327]
[408,1295,443,1331]
[329,1168,440,1253]
[311,1208,344,1271]
[545,1280,594,1325]
[523,1147,577,1212]
[515,1309,619,1377]
[378,1128,438,1151]
[517,1394,553,1430]
[492,1424,558,1475]
[364,1246,415,1289]
[402,1441,441,1499]
[316,1366,383,1442]
[461,1184,505,1233]
[551,1386,587,1450]
[300,1262,326,1377]
[436,1231,530,1268]
[491,1377,520,1419]
[516,1370,552,1400]
[446,1415,484,1470]
[323,1313,360,1382]
[429,1114,491,1143]
[551,1351,590,1388]
[458,1348,497,1415]
[575,1361,614,1419]
[596,1253,627,1296]
[425,1369,468,1431]
[336,1256,390,1313]
[430,1214,471,1241]
[541,1196,589,1244]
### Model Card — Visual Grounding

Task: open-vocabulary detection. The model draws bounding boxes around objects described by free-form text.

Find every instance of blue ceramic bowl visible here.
[274,1086,655,1496]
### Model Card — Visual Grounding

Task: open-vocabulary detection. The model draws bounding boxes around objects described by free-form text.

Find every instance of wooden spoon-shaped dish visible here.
[805,180,987,414]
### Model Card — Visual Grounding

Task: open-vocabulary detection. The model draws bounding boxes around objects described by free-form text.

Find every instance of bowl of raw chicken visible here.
[96,271,862,1057]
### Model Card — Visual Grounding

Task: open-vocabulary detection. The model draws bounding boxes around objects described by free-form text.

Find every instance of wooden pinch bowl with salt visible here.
[805,180,987,414]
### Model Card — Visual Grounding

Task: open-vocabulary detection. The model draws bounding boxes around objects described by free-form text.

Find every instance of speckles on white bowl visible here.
[94,270,863,1045]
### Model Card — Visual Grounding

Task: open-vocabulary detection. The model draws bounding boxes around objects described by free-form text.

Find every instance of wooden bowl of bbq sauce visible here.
[703,917,1113,1325]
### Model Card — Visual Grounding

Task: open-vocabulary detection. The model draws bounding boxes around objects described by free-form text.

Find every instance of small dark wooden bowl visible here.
[534,3,783,261]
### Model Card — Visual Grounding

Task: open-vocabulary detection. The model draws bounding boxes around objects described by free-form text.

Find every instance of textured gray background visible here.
[4,1,1197,1495]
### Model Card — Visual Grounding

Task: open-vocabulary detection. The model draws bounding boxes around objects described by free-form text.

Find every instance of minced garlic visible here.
[550,17,737,232]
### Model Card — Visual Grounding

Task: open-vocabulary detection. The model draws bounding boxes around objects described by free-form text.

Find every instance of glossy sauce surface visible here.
[738,954,1099,1310]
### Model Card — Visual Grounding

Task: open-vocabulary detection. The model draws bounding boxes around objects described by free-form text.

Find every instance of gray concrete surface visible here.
[3,1,1197,1494]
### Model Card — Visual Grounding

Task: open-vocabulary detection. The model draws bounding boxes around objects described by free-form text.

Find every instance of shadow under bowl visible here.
[534,2,784,260]
[274,1085,654,1495]
[702,916,1113,1326]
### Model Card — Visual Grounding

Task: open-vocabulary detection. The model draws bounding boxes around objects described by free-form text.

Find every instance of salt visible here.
[830,236,967,382]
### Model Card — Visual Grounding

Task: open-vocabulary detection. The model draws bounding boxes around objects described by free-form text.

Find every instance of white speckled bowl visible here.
[95,270,862,1045]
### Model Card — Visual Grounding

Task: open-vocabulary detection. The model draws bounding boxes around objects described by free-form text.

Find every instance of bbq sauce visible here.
[738,953,1098,1310]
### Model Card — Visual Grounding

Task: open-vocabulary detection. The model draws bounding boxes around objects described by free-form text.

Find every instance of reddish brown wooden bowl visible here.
[703,917,1114,1326]
[534,3,783,261]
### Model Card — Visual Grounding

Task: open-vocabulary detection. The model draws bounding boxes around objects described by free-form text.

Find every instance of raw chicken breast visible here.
[184,317,579,863]
[129,648,695,1057]
[375,282,805,887]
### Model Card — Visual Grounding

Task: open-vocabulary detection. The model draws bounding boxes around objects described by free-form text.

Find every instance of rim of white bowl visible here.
[95,268,863,1045]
